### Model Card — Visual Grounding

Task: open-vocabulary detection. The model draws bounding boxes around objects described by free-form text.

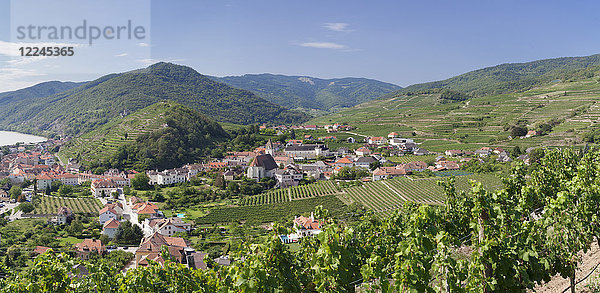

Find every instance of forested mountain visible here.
[211,74,401,111]
[391,53,600,97]
[0,63,308,137]
[59,101,229,171]
[0,81,84,107]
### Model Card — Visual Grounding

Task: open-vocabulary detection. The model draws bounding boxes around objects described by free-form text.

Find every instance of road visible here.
[114,194,150,237]
[1,202,20,221]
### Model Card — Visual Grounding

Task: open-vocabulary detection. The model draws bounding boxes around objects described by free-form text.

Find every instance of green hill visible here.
[311,65,600,152]
[211,74,401,112]
[0,63,308,137]
[0,81,84,107]
[391,53,600,97]
[58,101,229,170]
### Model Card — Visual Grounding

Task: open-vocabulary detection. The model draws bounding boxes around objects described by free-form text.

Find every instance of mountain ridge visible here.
[390,53,600,97]
[210,73,401,111]
[0,62,308,137]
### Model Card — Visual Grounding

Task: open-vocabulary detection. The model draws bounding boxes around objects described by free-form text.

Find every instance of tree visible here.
[50,181,62,193]
[16,202,34,213]
[131,173,151,190]
[214,175,225,189]
[510,126,528,137]
[8,186,22,200]
[369,161,381,171]
[58,185,74,197]
[114,221,144,245]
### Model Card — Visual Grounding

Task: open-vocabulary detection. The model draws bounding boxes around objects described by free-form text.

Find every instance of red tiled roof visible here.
[99,206,118,216]
[75,239,105,253]
[103,218,120,229]
[335,157,353,164]
[34,246,51,254]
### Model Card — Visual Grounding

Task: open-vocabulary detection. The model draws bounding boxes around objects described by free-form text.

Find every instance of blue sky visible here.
[1,0,599,92]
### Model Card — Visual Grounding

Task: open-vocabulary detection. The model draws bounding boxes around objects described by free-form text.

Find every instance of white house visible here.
[59,173,79,186]
[91,179,120,197]
[102,218,120,239]
[354,156,376,169]
[55,206,73,225]
[98,206,119,224]
[274,168,303,188]
[389,138,415,146]
[147,168,188,185]
[147,217,192,237]
[368,137,387,145]
[284,144,329,159]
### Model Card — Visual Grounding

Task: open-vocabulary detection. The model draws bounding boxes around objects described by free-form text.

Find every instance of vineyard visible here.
[34,196,104,214]
[239,181,339,206]
[197,195,346,225]
[343,174,501,213]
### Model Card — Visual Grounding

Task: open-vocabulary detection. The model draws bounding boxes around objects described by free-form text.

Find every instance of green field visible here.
[309,78,600,152]
[34,196,103,214]
[196,195,347,225]
[239,181,340,206]
[341,174,501,213]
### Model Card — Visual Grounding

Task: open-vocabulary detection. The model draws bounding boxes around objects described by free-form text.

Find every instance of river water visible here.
[0,131,46,146]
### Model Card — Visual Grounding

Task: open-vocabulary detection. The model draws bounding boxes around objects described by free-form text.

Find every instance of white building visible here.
[146,217,192,237]
[102,218,120,239]
[247,154,278,180]
[274,168,303,188]
[91,179,120,197]
[147,168,189,185]
[98,206,119,224]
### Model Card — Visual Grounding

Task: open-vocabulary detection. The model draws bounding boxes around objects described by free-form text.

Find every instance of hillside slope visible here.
[0,63,308,136]
[392,53,600,97]
[58,101,229,170]
[212,74,401,111]
[0,81,84,107]
[311,66,600,152]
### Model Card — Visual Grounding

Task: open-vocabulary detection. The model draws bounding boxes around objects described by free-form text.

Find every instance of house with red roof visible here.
[135,232,190,267]
[368,137,388,145]
[133,202,161,218]
[355,147,372,156]
[102,218,120,239]
[372,166,408,181]
[293,213,323,237]
[33,246,51,256]
[98,206,119,224]
[334,156,354,168]
[91,179,120,197]
[75,239,106,260]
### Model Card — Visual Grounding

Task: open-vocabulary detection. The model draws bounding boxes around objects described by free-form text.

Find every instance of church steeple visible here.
[266,138,274,155]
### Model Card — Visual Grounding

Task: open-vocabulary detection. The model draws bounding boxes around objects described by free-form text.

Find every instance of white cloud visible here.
[323,22,352,32]
[300,42,347,50]
[115,53,128,57]
[138,42,151,47]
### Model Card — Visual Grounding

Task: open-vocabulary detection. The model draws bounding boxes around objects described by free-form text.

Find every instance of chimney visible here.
[310,212,314,221]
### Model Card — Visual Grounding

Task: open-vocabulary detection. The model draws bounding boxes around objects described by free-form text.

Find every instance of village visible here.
[0,123,533,272]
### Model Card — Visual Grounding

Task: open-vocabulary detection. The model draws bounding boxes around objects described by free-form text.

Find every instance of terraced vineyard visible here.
[239,181,340,206]
[343,174,501,212]
[58,101,177,163]
[34,196,103,214]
